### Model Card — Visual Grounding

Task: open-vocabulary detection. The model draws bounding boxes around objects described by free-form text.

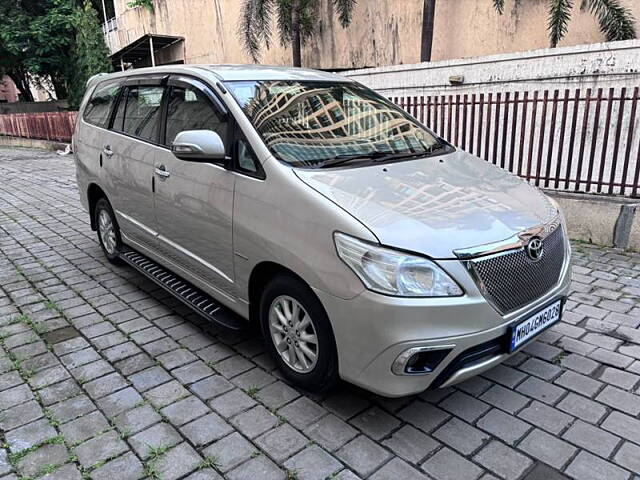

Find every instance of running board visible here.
[118,247,245,331]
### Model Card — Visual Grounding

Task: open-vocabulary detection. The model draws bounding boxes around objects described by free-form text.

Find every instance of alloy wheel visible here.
[98,209,117,255]
[268,295,318,373]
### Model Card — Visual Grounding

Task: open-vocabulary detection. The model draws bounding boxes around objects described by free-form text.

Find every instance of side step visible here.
[119,247,246,331]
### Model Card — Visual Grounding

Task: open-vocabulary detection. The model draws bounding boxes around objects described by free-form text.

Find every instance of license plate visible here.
[509,300,562,352]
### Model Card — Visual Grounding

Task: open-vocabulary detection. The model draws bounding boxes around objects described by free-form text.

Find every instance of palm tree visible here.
[493,0,636,48]
[239,0,357,67]
[420,0,436,62]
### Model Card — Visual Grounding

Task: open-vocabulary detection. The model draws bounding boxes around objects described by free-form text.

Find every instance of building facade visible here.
[103,0,640,69]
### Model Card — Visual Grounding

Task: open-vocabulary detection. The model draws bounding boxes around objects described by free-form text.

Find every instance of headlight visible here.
[334,233,463,297]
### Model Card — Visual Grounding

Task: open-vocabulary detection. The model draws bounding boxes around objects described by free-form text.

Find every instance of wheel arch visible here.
[247,261,315,325]
[87,183,107,231]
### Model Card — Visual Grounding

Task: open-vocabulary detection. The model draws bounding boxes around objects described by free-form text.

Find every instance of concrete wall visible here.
[106,0,640,69]
[548,191,640,251]
[341,39,640,97]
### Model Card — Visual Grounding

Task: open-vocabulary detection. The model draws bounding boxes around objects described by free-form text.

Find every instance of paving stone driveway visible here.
[1,147,640,480]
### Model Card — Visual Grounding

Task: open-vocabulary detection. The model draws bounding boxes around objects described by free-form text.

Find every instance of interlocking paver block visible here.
[477,408,531,444]
[434,417,489,455]
[202,432,255,472]
[474,441,532,479]
[160,395,209,426]
[59,410,110,444]
[518,428,576,469]
[278,396,327,429]
[16,444,68,478]
[398,400,449,433]
[303,413,358,452]
[129,422,182,458]
[128,365,172,391]
[336,435,391,477]
[350,406,400,440]
[230,404,278,439]
[153,442,202,480]
[0,400,43,431]
[190,374,234,400]
[283,445,342,480]
[90,452,145,480]
[209,388,256,418]
[370,457,428,480]
[227,454,284,480]
[565,451,630,480]
[144,380,189,409]
[74,430,128,468]
[613,441,640,474]
[96,386,143,417]
[258,381,300,410]
[422,447,483,480]
[5,418,57,453]
[382,424,439,464]
[256,424,308,463]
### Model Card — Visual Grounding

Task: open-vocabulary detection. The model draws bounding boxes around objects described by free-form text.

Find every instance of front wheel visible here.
[260,275,339,392]
[95,197,122,264]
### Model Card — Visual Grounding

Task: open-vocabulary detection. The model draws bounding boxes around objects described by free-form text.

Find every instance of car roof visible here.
[89,64,352,86]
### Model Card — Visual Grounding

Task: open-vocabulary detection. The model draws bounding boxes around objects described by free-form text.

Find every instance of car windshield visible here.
[227,80,450,168]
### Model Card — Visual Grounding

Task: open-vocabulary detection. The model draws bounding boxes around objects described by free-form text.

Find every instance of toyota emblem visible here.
[526,237,544,261]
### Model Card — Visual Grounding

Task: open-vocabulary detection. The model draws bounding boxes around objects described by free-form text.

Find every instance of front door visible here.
[153,76,235,295]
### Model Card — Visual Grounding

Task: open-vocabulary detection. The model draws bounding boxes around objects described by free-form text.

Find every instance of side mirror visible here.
[171,130,227,163]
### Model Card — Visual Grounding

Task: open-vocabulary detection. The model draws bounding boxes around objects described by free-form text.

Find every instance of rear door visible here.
[107,77,166,249]
[153,76,236,294]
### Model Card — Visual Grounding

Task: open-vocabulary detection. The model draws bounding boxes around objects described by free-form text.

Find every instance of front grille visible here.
[468,226,565,314]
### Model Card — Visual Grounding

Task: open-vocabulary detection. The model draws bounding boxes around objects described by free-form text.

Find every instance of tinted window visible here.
[111,87,127,132]
[165,86,226,146]
[122,86,164,142]
[84,81,120,127]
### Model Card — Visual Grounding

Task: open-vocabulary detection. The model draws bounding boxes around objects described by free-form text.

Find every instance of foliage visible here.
[0,0,112,105]
[492,0,636,47]
[68,1,113,109]
[239,0,357,66]
[126,0,154,11]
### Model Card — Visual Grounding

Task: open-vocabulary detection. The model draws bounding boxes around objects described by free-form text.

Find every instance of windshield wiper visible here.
[316,143,449,169]
[317,151,391,168]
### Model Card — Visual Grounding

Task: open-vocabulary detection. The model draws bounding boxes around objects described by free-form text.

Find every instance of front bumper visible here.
[315,253,572,398]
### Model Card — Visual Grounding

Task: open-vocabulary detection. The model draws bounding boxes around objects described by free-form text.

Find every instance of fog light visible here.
[392,345,454,375]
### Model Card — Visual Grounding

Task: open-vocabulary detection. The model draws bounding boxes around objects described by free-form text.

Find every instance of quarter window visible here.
[164,86,226,147]
[83,81,120,127]
[121,86,164,142]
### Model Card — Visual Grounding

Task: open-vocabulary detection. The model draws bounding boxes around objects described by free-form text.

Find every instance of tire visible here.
[260,275,339,392]
[95,197,122,264]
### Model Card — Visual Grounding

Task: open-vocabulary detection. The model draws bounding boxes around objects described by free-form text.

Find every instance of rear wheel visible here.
[95,197,122,264]
[260,275,339,392]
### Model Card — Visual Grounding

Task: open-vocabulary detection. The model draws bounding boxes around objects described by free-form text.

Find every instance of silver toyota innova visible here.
[73,65,571,397]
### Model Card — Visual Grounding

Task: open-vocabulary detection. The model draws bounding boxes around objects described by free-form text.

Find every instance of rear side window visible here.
[83,81,120,127]
[164,86,226,146]
[121,86,164,143]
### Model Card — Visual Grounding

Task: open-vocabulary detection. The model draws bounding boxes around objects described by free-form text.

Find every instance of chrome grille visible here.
[468,226,565,314]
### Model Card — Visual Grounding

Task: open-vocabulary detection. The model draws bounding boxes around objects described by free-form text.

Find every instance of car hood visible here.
[294,150,557,258]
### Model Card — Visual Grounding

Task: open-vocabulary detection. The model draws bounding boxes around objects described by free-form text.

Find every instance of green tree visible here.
[68,1,113,109]
[0,0,76,100]
[239,0,357,67]
[492,0,636,47]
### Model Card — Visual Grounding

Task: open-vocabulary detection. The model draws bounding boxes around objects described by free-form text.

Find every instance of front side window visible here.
[164,86,227,147]
[84,80,120,127]
[227,80,451,168]
[121,86,164,142]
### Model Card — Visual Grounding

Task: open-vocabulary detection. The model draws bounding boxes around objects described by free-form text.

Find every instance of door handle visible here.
[103,145,113,158]
[155,165,170,178]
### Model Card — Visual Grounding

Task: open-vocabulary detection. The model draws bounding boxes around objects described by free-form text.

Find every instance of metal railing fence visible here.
[393,87,640,197]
